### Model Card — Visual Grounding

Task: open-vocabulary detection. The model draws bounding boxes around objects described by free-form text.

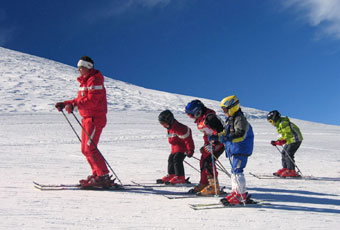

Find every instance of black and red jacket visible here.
[195,108,224,145]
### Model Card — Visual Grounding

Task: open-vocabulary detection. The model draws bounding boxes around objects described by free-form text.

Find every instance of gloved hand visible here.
[200,145,213,155]
[186,150,194,158]
[208,135,218,142]
[271,139,286,146]
[65,104,74,114]
[55,102,65,111]
[218,131,231,143]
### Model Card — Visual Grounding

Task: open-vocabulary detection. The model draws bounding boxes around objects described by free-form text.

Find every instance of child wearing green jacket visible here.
[267,110,303,177]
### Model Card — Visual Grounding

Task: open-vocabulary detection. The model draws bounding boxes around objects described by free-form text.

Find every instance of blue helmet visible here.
[185,100,204,119]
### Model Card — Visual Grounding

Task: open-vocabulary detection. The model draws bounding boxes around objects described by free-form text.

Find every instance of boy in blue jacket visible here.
[213,95,254,205]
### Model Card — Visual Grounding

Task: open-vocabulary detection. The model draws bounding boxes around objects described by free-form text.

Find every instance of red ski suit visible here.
[64,68,109,177]
[195,109,224,185]
[167,120,195,154]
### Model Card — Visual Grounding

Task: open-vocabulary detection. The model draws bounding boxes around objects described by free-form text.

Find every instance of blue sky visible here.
[1,0,340,125]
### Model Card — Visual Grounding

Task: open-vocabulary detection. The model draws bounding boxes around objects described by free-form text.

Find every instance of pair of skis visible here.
[248,172,337,181]
[33,181,153,191]
[188,194,270,210]
[33,180,193,191]
[188,200,271,210]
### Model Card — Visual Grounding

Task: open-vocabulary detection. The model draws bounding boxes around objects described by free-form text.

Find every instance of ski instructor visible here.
[55,56,114,188]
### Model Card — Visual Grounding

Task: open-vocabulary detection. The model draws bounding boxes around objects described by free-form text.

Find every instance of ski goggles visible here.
[221,106,229,113]
[186,111,201,119]
[268,119,275,124]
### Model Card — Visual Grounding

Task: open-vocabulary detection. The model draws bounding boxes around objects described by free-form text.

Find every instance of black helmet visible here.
[158,110,174,126]
[267,110,281,123]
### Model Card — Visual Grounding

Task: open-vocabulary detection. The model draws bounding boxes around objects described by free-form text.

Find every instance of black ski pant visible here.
[168,152,186,176]
[281,141,302,170]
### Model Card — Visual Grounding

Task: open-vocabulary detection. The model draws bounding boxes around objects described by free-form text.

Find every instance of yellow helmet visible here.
[220,95,240,116]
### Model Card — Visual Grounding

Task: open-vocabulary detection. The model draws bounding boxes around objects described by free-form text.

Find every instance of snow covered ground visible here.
[1,47,340,229]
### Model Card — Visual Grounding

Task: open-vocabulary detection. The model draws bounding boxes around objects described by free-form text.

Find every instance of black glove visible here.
[55,102,65,111]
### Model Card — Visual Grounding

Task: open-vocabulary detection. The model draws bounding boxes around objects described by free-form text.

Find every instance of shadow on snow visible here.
[248,187,340,214]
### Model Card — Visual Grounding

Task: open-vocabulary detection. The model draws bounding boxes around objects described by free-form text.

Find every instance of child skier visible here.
[185,100,225,195]
[267,110,303,177]
[216,95,254,205]
[158,110,195,184]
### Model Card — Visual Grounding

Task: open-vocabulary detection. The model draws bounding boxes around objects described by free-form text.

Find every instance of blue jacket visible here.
[220,110,254,157]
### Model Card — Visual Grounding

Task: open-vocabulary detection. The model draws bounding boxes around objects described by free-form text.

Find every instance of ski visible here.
[33,181,153,191]
[163,194,225,199]
[131,180,194,188]
[249,172,324,180]
[189,198,270,210]
[34,184,125,191]
[130,181,169,188]
[33,181,80,188]
[189,201,271,210]
[163,189,227,199]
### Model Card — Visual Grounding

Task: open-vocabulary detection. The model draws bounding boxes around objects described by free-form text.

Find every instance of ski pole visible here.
[70,112,123,186]
[275,145,303,175]
[192,156,200,161]
[61,110,81,142]
[214,156,231,178]
[184,160,200,173]
[208,143,219,197]
[192,155,226,174]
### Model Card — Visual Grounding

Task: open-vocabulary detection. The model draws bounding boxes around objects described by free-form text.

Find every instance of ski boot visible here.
[224,191,237,201]
[280,169,300,178]
[197,177,220,196]
[80,174,115,188]
[169,176,186,184]
[79,174,97,185]
[220,191,250,206]
[188,183,206,194]
[220,192,247,206]
[273,168,288,177]
[156,174,175,184]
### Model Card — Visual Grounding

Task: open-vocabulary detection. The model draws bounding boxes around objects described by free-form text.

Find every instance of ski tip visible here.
[33,181,42,188]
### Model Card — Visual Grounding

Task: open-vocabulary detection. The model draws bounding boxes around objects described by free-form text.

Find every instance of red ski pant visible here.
[81,116,109,177]
[199,143,224,185]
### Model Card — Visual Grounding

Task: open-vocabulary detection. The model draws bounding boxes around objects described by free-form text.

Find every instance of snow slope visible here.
[1,47,340,229]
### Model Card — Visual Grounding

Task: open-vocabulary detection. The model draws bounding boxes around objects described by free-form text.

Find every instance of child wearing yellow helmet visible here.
[218,95,254,205]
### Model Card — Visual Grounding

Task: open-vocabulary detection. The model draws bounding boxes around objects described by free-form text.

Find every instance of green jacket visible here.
[275,117,303,144]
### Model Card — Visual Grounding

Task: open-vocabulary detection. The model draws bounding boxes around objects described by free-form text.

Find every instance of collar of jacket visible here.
[167,119,177,130]
[77,68,97,83]
[194,108,215,124]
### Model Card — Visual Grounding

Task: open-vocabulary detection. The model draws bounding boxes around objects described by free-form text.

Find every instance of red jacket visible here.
[168,120,195,154]
[65,69,107,118]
